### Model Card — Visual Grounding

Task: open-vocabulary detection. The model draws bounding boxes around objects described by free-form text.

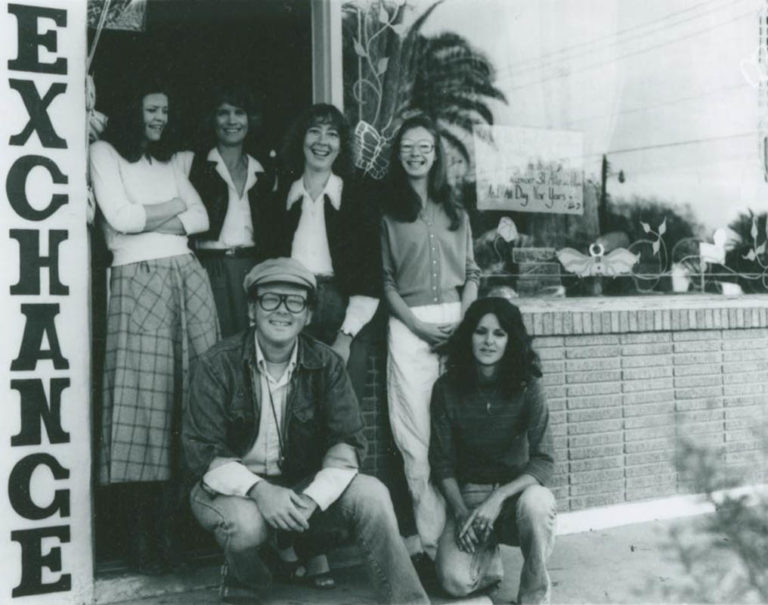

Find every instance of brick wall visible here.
[360,296,768,516]
[521,297,768,513]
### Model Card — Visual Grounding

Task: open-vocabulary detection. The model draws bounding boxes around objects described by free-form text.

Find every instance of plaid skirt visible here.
[99,253,220,484]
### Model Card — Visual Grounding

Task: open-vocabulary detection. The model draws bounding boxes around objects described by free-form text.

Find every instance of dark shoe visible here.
[411,552,437,589]
[219,562,263,604]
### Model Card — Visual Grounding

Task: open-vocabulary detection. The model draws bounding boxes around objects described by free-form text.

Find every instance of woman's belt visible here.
[196,246,257,258]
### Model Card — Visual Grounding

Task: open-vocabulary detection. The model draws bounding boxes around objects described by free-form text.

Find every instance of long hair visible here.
[103,76,176,162]
[446,297,541,396]
[197,82,264,155]
[278,103,353,181]
[383,114,462,230]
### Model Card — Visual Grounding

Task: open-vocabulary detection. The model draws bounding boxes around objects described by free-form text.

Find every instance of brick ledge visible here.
[513,294,768,336]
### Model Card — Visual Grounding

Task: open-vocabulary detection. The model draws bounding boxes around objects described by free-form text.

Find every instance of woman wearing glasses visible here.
[89,77,219,573]
[264,104,381,588]
[380,114,480,569]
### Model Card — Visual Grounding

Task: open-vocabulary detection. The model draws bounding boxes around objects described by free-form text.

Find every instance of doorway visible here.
[88,0,313,572]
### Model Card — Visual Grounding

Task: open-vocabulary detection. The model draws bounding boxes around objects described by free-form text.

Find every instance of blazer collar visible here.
[286,173,343,211]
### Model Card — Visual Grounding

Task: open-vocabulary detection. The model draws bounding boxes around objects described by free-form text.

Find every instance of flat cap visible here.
[243,257,316,295]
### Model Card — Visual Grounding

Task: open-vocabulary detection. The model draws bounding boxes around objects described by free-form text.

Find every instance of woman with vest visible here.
[175,83,275,337]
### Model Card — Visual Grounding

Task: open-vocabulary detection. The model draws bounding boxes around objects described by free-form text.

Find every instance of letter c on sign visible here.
[6,155,68,221]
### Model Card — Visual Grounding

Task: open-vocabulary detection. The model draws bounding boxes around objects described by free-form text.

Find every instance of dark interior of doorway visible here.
[89,0,313,573]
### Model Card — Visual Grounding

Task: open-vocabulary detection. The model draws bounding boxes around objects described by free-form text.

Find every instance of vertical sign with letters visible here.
[1,1,92,602]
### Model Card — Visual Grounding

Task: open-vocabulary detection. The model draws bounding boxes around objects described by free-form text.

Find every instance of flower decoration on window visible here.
[342,0,506,181]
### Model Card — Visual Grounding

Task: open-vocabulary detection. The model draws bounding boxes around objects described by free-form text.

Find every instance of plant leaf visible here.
[652,240,660,256]
[751,217,758,240]
[658,218,667,236]
[353,38,367,57]
[757,242,766,255]
[390,23,407,37]
[743,249,757,261]
[641,221,651,233]
[377,57,389,75]
[378,5,389,23]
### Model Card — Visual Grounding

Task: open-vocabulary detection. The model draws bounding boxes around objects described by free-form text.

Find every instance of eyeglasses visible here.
[255,293,308,313]
[400,141,435,155]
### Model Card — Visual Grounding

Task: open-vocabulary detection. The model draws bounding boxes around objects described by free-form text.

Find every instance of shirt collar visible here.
[254,335,298,382]
[207,147,264,194]
[286,172,343,211]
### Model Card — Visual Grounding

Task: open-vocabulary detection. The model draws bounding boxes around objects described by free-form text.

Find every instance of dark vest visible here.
[187,150,275,254]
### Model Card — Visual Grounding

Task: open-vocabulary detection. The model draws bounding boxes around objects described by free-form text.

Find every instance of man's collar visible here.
[253,334,298,375]
[286,173,343,211]
[243,328,322,370]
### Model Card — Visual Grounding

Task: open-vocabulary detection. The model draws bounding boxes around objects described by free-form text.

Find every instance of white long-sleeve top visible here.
[89,140,209,266]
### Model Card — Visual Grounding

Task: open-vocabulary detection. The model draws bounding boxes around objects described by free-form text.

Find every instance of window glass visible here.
[342,0,768,297]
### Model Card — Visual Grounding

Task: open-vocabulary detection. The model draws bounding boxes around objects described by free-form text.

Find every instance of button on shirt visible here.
[381,201,480,307]
[201,337,358,510]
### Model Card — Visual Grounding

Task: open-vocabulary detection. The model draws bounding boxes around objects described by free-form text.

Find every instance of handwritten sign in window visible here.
[474,125,584,215]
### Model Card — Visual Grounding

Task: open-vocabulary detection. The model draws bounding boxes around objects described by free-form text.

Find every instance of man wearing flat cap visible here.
[183,257,427,604]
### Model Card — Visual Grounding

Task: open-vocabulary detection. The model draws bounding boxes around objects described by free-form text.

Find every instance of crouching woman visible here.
[429,297,557,604]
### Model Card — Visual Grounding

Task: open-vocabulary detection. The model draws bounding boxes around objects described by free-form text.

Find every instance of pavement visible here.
[98,514,721,604]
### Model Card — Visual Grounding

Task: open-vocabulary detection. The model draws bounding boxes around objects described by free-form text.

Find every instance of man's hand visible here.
[296,493,319,525]
[330,332,353,363]
[249,482,310,532]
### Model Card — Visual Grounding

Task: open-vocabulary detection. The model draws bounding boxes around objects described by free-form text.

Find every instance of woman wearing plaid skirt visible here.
[90,78,219,573]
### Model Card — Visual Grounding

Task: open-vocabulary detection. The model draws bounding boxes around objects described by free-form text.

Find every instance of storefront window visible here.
[342,0,768,297]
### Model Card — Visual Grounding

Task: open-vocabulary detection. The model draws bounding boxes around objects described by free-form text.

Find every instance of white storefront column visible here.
[311,0,344,108]
[1,1,93,603]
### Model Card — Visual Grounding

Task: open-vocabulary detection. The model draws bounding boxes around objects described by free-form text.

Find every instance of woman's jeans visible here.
[435,483,557,604]
[190,473,428,605]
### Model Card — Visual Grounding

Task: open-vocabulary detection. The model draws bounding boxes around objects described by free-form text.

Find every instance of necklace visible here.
[479,382,500,415]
